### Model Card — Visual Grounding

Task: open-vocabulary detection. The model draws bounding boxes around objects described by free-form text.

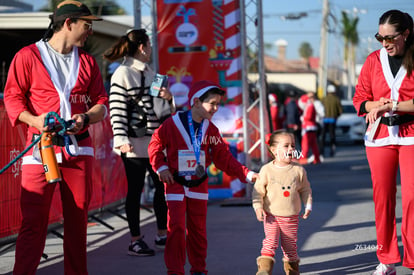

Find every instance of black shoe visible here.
[128,238,155,256]
[154,235,167,249]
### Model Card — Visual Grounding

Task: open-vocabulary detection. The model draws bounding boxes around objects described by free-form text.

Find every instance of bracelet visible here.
[392,101,398,112]
[83,113,90,126]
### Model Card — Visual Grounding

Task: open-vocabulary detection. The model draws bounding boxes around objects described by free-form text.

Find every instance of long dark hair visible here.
[379,10,414,76]
[103,29,149,61]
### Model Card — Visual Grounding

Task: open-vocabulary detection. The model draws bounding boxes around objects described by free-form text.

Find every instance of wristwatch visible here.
[392,101,398,112]
[83,113,90,126]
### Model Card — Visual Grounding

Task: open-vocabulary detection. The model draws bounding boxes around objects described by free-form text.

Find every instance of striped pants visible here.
[261,213,299,262]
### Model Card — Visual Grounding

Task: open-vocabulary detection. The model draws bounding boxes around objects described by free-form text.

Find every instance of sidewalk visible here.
[0,144,411,275]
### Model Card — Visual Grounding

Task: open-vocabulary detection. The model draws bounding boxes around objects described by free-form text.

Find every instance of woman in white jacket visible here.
[104,29,175,256]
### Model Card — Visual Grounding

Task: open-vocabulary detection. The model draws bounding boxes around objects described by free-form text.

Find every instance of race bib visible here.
[178,150,206,176]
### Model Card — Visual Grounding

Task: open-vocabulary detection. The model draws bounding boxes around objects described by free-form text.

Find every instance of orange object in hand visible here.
[39,132,61,183]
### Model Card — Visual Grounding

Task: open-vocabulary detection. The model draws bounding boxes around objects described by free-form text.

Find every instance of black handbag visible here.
[126,71,173,137]
[127,71,147,138]
[126,98,147,138]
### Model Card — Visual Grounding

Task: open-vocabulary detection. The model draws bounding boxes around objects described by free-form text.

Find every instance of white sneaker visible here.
[372,263,396,275]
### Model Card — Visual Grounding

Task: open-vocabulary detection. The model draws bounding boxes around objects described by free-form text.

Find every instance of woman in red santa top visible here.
[353,9,414,275]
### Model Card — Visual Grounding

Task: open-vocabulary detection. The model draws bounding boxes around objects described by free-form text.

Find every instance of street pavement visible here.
[0,143,411,275]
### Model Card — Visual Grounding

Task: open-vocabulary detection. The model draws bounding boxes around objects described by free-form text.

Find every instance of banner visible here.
[157,0,246,198]
[0,100,127,240]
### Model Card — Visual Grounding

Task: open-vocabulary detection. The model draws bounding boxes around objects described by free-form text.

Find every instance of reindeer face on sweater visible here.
[271,178,297,198]
[268,174,299,201]
[281,184,293,197]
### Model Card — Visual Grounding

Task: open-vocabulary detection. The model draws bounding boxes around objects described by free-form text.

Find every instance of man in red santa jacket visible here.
[3,2,108,274]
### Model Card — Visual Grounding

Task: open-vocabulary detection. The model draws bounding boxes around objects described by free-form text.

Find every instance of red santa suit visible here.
[353,48,414,268]
[149,111,253,275]
[299,96,320,164]
[268,93,279,131]
[4,42,108,275]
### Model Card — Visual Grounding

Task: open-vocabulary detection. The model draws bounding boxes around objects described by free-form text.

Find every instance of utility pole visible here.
[317,0,329,99]
[240,0,268,167]
[134,0,159,72]
[133,0,141,28]
[256,0,267,164]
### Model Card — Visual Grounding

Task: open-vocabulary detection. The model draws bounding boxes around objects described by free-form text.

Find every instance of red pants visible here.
[366,145,414,268]
[165,197,208,275]
[261,214,299,261]
[13,154,92,275]
[301,131,320,162]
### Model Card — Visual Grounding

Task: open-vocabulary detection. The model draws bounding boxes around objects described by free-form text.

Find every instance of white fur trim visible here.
[21,146,94,166]
[246,170,254,184]
[185,188,209,200]
[36,40,79,121]
[190,85,218,106]
[165,193,185,201]
[157,165,169,173]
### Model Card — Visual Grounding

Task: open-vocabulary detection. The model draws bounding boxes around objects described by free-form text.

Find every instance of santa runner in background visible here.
[156,0,247,197]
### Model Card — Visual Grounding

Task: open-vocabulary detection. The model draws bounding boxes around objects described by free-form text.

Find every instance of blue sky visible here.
[27,0,414,64]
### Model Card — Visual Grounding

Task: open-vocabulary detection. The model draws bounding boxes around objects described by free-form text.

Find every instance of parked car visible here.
[335,100,366,143]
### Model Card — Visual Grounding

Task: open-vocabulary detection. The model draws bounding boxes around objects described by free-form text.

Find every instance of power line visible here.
[263,9,321,21]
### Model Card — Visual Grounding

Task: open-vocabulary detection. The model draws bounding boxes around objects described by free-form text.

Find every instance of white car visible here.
[335,100,366,143]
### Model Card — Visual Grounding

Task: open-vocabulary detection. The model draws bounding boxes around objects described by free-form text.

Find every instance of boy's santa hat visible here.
[188,80,224,106]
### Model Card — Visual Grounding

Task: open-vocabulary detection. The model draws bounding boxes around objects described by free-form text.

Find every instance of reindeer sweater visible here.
[252,161,312,217]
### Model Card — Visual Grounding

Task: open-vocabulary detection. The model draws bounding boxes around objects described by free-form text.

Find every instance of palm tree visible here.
[341,11,359,99]
[299,42,313,70]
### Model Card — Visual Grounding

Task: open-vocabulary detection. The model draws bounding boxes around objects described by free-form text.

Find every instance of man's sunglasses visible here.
[84,22,93,31]
[375,32,401,44]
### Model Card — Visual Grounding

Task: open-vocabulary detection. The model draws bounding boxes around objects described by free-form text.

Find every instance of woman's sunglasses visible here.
[375,32,401,44]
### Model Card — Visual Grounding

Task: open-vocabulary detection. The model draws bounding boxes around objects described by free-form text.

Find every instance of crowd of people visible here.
[3,1,414,274]
[269,84,343,164]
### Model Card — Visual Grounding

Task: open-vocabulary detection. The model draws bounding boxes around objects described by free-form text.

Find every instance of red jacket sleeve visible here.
[4,46,36,126]
[148,120,169,173]
[353,51,378,116]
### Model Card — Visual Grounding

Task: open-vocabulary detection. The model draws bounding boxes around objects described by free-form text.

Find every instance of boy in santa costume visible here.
[148,80,258,275]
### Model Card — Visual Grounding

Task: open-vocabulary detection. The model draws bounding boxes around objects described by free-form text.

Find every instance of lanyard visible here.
[187,111,203,165]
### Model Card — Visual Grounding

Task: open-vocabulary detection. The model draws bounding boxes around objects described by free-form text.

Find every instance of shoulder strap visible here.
[140,70,146,95]
[130,71,146,102]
